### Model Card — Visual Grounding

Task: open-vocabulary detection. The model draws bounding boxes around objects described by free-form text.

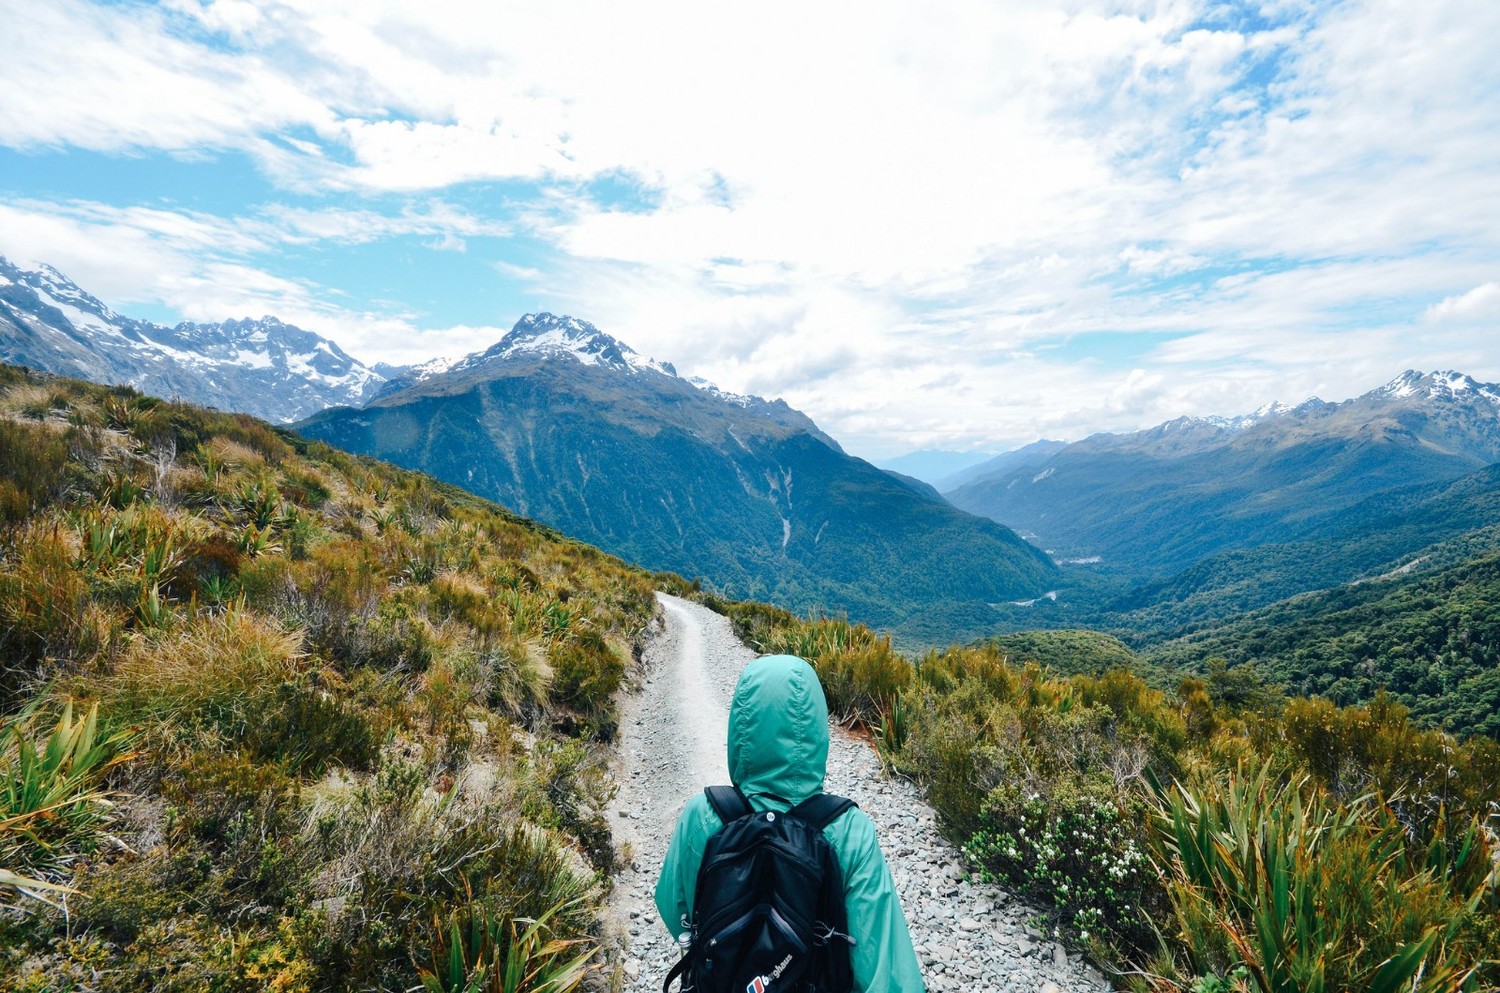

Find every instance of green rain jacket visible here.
[654,654,926,993]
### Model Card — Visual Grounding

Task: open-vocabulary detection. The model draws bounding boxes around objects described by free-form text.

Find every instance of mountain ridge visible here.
[948,369,1500,575]
[0,257,386,422]
[298,313,1057,640]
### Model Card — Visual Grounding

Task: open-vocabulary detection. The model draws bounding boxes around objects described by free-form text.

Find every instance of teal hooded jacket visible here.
[654,654,926,992]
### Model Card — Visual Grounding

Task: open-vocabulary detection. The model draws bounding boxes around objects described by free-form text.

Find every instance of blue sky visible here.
[2,0,1497,459]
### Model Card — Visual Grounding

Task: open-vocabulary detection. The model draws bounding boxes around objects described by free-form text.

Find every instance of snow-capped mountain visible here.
[1200,397,1335,431]
[0,257,386,423]
[483,312,678,377]
[948,368,1500,577]
[369,312,843,446]
[1380,369,1500,406]
[369,313,674,400]
[299,311,1053,640]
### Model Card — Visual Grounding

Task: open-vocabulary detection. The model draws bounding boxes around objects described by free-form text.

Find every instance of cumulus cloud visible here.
[1425,282,1500,324]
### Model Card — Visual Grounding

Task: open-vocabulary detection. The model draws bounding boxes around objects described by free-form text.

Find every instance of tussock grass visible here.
[0,366,653,991]
[114,610,305,728]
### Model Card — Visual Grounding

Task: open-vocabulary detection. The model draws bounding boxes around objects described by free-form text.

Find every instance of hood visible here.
[727,654,829,803]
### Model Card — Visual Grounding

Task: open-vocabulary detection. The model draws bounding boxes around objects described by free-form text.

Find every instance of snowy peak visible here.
[1201,397,1331,432]
[687,375,762,410]
[1,256,123,335]
[482,312,677,377]
[163,315,378,393]
[1377,370,1500,406]
[0,256,385,422]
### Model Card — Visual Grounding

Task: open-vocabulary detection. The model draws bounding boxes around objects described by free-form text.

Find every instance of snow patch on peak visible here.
[1378,370,1499,405]
[688,376,761,409]
[485,312,677,377]
[412,354,462,379]
[1382,370,1427,398]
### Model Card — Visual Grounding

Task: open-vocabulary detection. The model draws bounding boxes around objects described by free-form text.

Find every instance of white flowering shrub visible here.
[964,780,1157,949]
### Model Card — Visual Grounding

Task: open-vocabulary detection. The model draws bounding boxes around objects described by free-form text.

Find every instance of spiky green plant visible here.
[1149,761,1490,993]
[418,896,599,993]
[1,701,136,903]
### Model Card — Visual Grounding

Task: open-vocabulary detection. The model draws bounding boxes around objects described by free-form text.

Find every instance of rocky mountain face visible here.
[949,370,1500,579]
[298,313,1057,638]
[0,257,385,422]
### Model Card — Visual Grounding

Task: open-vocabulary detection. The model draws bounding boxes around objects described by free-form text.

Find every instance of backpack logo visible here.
[748,952,794,992]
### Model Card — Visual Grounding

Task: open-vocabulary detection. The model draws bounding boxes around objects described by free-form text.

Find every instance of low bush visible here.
[547,629,624,738]
[966,779,1157,949]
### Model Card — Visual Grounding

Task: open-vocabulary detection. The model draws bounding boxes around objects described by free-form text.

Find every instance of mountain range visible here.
[6,255,1499,657]
[0,256,386,422]
[948,371,1500,574]
[952,372,1500,644]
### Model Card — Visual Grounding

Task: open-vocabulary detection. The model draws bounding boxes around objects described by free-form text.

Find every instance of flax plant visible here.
[419,896,599,993]
[1149,761,1490,993]
[1,701,135,902]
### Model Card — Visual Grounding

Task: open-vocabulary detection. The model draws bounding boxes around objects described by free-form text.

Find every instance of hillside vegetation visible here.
[0,365,657,991]
[679,591,1500,993]
[1143,551,1500,739]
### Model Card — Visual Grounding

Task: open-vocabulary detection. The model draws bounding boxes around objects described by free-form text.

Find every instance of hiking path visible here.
[602,593,1112,993]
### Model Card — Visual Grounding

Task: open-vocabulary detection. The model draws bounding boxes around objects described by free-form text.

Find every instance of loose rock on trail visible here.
[603,593,1112,993]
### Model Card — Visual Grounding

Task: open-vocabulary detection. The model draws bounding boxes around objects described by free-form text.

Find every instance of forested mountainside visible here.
[948,371,1500,582]
[1141,550,1500,738]
[298,314,1057,642]
[0,364,656,989]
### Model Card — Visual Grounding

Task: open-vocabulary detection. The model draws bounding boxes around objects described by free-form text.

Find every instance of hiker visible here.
[655,653,925,992]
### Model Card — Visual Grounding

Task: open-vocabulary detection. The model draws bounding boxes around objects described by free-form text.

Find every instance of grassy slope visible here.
[0,365,658,991]
[708,598,1500,993]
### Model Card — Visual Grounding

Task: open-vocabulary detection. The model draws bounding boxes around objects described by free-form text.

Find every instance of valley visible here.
[5,255,1499,741]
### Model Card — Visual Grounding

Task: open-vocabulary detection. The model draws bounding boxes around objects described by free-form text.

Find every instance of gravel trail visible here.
[603,593,1112,993]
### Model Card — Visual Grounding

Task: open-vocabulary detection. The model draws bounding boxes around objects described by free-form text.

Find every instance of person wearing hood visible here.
[654,654,926,992]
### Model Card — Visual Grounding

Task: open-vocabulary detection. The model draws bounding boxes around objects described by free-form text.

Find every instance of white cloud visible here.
[1425,282,1500,324]
[1,0,1497,456]
[0,196,510,365]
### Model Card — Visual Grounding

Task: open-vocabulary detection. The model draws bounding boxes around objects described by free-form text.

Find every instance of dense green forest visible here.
[1144,552,1500,738]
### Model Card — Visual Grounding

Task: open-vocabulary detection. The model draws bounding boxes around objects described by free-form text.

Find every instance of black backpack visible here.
[663,786,857,993]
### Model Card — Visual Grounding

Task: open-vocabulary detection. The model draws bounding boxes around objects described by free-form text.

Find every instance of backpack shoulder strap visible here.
[787,792,857,831]
[704,785,752,823]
